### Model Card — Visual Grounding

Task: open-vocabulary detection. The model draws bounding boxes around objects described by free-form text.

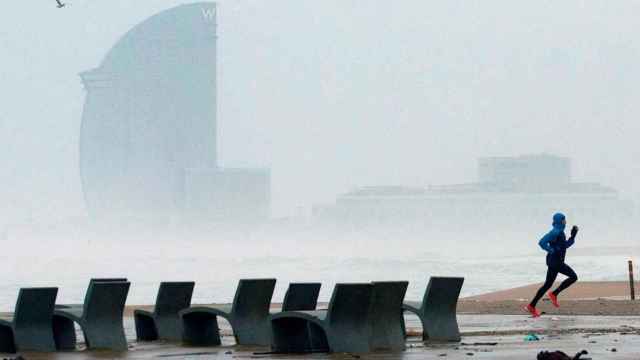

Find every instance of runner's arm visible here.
[538,231,554,253]
[566,226,578,248]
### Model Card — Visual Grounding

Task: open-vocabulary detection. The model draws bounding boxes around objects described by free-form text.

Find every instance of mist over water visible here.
[1,224,638,312]
[2,1,640,310]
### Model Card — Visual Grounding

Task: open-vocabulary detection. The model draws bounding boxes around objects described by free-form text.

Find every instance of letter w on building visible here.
[202,7,215,21]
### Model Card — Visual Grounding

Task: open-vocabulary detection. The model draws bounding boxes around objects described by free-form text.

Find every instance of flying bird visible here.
[55,0,66,8]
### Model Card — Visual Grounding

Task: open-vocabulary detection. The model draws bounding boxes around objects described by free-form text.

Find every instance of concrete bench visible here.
[134,281,195,342]
[369,281,408,351]
[52,281,131,351]
[54,278,127,310]
[402,276,464,342]
[0,287,58,353]
[180,278,276,346]
[281,282,321,312]
[271,283,373,353]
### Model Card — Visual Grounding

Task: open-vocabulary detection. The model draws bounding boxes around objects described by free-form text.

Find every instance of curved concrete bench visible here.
[402,277,464,342]
[54,278,128,310]
[281,283,321,312]
[271,283,373,353]
[134,281,195,341]
[180,278,276,346]
[369,281,408,351]
[52,281,131,351]
[0,287,58,353]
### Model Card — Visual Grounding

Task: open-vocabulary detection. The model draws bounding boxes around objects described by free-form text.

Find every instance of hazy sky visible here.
[1,0,639,221]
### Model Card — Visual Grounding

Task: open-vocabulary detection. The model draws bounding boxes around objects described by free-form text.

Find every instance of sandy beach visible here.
[458,281,640,317]
[463,281,640,302]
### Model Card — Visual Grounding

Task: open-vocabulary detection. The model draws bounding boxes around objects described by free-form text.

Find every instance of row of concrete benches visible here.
[0,277,464,354]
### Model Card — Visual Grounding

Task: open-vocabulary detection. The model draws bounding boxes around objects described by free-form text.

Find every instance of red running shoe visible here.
[524,304,541,318]
[548,292,559,308]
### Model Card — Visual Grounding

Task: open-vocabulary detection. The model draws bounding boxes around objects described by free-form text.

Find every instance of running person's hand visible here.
[571,225,579,238]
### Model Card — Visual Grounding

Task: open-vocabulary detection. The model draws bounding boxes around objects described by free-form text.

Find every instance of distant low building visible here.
[478,154,571,191]
[313,155,633,228]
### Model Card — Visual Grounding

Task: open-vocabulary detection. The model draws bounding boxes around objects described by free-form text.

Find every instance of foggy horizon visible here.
[2,0,640,226]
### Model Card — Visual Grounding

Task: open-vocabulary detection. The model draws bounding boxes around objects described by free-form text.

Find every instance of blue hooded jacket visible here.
[539,213,574,265]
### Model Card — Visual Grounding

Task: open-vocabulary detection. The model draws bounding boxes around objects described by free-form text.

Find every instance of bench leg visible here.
[271,317,327,353]
[81,320,128,351]
[401,311,407,338]
[52,315,76,350]
[422,313,461,342]
[232,316,272,346]
[326,324,370,353]
[307,322,329,352]
[154,315,183,341]
[369,309,406,351]
[0,324,16,353]
[13,324,57,352]
[181,312,221,346]
[134,313,158,341]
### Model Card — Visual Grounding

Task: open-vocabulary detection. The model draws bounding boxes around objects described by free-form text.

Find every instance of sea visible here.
[0,232,636,312]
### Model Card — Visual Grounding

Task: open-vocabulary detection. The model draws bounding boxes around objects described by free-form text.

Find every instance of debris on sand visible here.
[525,333,541,341]
[537,349,589,360]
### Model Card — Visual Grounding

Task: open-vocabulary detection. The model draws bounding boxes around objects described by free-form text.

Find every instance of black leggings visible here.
[530,263,578,307]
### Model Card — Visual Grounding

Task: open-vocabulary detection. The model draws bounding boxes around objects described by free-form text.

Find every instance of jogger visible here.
[529,263,578,308]
[525,213,579,317]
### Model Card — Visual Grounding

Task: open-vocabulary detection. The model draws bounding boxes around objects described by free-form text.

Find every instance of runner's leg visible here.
[530,267,559,307]
[551,263,578,296]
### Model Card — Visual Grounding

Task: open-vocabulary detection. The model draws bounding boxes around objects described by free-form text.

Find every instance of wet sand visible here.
[4,315,640,359]
[458,299,640,316]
